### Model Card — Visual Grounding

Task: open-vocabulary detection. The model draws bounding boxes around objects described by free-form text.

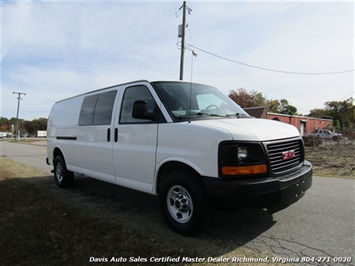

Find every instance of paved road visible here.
[0,140,52,173]
[1,140,354,265]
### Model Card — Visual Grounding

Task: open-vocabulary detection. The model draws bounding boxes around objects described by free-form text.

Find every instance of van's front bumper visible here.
[202,161,312,213]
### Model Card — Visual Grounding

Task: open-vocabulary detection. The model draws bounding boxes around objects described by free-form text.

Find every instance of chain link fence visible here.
[303,127,355,149]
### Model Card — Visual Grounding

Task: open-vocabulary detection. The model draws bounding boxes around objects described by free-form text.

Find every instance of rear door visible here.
[112,83,161,193]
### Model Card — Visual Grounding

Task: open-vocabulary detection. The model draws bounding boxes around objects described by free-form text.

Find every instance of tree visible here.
[228,88,298,115]
[324,98,354,128]
[279,99,298,115]
[24,118,48,135]
[308,108,331,119]
[0,117,10,131]
[266,99,280,113]
[0,116,48,135]
[228,88,266,108]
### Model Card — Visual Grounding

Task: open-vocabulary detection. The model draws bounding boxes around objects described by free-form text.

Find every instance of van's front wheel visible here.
[159,170,208,236]
[54,155,74,188]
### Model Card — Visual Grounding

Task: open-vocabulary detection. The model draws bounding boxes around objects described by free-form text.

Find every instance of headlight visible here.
[219,142,268,178]
[237,146,248,161]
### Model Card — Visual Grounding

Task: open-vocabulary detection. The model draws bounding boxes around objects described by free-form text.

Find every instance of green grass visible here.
[8,138,46,144]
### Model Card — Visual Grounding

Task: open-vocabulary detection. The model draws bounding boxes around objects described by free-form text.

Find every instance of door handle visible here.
[107,128,111,142]
[114,128,118,142]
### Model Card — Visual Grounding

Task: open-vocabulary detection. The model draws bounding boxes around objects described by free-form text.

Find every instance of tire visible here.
[332,136,338,141]
[54,155,74,188]
[159,170,209,236]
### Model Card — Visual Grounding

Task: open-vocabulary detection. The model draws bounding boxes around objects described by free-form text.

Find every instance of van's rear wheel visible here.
[54,155,74,188]
[159,170,208,236]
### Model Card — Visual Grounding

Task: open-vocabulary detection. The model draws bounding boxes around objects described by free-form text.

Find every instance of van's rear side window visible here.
[79,90,117,126]
[79,95,98,126]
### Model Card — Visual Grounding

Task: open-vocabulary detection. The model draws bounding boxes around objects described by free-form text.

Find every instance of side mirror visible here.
[132,100,156,120]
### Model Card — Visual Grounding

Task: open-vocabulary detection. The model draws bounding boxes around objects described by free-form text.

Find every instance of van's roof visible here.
[55,79,150,103]
[55,80,207,103]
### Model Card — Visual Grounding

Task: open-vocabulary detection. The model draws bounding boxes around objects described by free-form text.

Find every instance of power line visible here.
[188,44,355,75]
[338,92,354,101]
[43,12,178,92]
[89,45,176,90]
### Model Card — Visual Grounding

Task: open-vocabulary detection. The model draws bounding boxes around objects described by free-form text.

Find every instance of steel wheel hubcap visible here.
[56,163,64,182]
[167,185,193,223]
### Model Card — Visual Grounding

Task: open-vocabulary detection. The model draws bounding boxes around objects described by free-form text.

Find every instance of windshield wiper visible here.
[198,112,251,118]
[196,112,222,117]
[196,112,208,116]
[177,112,210,119]
[178,112,232,119]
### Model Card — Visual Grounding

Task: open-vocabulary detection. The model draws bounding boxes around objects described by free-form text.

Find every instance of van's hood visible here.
[194,118,300,141]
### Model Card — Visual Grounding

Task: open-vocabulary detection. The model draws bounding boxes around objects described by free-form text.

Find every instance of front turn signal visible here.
[221,164,267,176]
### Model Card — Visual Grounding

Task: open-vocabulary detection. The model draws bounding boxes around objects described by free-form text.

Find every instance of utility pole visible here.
[13,92,26,141]
[178,1,192,80]
[179,1,187,81]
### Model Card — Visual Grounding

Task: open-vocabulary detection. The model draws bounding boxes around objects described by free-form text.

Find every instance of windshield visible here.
[152,81,250,121]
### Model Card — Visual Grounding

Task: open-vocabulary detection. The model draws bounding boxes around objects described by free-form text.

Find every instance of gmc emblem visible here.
[282,150,295,160]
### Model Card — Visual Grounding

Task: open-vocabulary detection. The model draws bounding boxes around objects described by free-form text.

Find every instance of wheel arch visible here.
[155,160,204,195]
[53,147,64,164]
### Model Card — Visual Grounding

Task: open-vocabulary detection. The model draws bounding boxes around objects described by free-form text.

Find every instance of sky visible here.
[1,0,354,120]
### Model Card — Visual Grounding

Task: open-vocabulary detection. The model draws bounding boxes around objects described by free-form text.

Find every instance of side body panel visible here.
[47,96,82,165]
[68,88,120,183]
[47,87,122,184]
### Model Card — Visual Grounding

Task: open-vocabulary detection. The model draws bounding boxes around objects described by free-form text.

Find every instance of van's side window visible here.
[79,95,98,126]
[93,91,117,125]
[79,90,117,126]
[120,85,155,124]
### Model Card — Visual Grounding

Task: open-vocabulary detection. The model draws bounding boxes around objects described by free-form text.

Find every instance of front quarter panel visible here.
[155,122,232,192]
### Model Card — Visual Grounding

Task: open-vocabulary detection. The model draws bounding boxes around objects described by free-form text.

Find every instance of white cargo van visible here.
[47,80,312,235]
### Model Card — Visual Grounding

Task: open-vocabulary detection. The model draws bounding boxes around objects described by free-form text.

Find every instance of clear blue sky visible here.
[1,0,354,120]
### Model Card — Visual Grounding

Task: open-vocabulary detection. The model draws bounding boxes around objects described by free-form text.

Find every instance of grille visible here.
[266,138,303,175]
